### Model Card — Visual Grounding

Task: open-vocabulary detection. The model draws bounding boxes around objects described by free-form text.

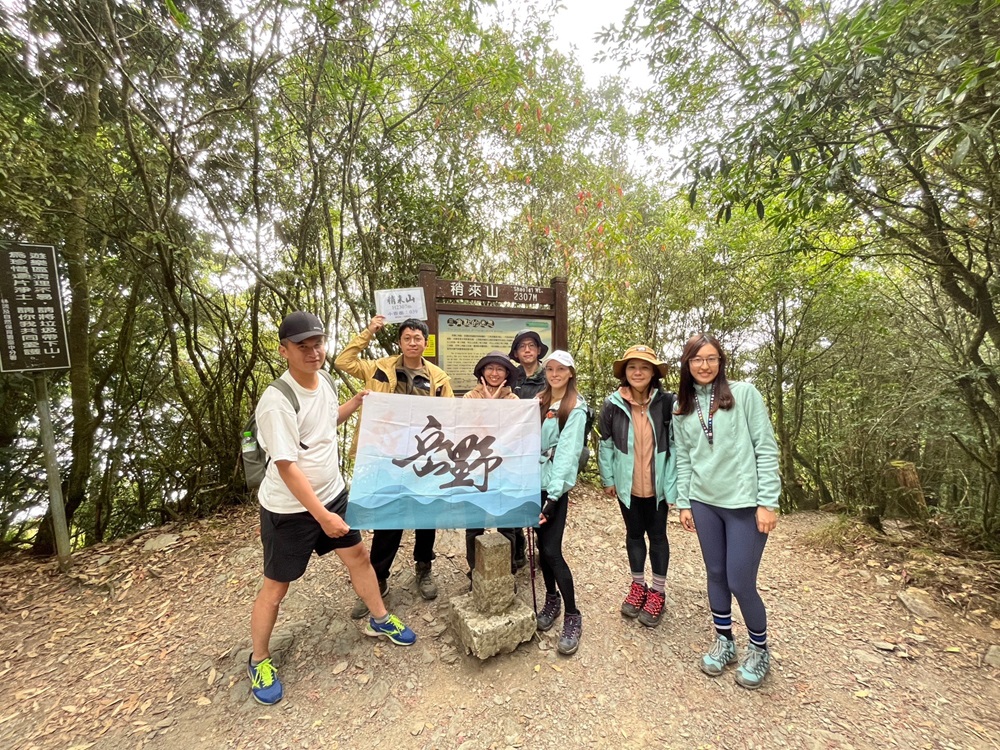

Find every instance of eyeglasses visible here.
[690,356,720,366]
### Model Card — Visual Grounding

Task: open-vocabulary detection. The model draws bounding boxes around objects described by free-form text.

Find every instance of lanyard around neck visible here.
[694,384,715,446]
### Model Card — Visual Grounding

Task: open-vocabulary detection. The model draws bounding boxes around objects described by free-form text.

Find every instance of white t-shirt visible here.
[256,370,346,514]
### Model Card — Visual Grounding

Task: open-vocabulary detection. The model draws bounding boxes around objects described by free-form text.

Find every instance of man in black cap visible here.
[248,311,416,706]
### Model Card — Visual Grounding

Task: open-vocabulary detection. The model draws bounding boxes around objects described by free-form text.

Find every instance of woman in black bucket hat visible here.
[463,350,522,579]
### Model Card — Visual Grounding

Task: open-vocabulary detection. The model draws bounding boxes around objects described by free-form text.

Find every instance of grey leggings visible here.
[690,500,768,633]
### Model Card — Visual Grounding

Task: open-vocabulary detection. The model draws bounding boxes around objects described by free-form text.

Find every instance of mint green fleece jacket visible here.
[540,396,588,498]
[674,381,781,510]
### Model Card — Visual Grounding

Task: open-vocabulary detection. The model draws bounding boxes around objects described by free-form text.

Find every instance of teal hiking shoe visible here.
[699,635,737,676]
[735,643,771,689]
[247,656,283,705]
[365,613,417,646]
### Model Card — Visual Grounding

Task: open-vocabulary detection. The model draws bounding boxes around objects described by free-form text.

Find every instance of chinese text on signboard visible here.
[0,243,71,372]
[437,316,552,392]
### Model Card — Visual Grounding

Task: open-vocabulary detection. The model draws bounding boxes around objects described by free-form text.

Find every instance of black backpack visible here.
[544,401,596,473]
[241,371,336,489]
[660,392,675,459]
[577,404,597,472]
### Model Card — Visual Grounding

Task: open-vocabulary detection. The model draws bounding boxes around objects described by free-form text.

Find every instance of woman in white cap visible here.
[597,345,677,628]
[464,351,521,577]
[535,350,588,655]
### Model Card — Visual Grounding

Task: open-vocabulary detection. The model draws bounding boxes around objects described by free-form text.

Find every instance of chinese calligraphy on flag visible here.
[346,393,541,529]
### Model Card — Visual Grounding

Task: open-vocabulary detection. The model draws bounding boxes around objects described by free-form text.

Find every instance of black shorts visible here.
[260,490,363,582]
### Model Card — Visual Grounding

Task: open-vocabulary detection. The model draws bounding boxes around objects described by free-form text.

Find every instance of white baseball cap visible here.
[543,350,575,369]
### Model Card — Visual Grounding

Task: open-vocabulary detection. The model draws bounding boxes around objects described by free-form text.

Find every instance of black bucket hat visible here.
[508,329,549,362]
[473,350,518,384]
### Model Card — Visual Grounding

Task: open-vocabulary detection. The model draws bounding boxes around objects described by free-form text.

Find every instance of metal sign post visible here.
[33,373,72,570]
[0,242,73,569]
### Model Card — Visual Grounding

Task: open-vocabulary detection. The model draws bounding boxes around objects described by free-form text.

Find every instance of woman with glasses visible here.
[673,333,780,689]
[597,345,677,628]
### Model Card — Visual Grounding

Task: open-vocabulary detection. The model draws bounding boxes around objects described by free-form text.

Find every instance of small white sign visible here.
[375,288,427,323]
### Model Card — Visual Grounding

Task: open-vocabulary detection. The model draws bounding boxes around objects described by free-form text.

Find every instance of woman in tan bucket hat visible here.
[597,345,677,628]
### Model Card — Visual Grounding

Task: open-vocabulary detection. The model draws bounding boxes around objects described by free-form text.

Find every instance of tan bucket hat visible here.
[613,344,667,379]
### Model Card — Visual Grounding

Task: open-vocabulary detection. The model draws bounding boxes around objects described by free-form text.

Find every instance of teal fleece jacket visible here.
[597,390,677,508]
[540,395,588,498]
[674,381,781,510]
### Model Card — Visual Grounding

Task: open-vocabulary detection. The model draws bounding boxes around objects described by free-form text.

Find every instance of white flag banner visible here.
[346,392,541,529]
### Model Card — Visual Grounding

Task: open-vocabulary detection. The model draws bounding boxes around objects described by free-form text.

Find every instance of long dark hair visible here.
[676,333,734,415]
[539,367,579,430]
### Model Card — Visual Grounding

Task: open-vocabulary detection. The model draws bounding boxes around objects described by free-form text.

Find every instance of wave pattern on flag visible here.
[346,392,542,529]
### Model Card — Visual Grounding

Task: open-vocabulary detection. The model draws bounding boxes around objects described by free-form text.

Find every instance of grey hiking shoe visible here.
[699,634,737,676]
[536,591,561,631]
[734,643,771,689]
[350,578,388,620]
[557,613,582,655]
[414,561,438,600]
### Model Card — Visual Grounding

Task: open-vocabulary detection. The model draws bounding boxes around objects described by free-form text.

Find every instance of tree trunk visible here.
[879,461,929,521]
[32,48,102,556]
[793,448,832,508]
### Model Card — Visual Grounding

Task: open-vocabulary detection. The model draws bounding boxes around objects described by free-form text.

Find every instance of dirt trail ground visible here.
[2,485,999,750]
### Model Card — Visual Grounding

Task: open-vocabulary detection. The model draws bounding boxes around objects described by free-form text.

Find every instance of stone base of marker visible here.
[451,593,536,659]
[450,531,535,659]
[472,571,515,615]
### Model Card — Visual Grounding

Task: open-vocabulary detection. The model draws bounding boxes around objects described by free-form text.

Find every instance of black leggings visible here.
[535,492,577,614]
[617,496,669,577]
[369,528,436,582]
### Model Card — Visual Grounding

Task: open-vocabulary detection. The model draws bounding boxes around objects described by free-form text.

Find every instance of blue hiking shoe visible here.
[735,643,771,689]
[699,635,737,676]
[247,657,283,705]
[365,613,417,646]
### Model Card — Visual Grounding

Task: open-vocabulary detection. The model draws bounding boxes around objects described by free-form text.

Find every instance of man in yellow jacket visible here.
[335,315,454,618]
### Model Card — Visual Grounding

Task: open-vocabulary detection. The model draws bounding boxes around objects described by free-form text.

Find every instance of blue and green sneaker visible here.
[247,656,283,705]
[365,613,416,646]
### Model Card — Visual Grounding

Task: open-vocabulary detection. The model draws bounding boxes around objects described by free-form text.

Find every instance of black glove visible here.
[541,497,559,522]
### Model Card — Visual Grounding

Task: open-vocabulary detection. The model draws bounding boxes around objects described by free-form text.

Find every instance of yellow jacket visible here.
[335,328,454,455]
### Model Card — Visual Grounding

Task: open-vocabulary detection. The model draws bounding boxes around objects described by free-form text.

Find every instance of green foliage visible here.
[611,0,1000,534]
[3,0,999,553]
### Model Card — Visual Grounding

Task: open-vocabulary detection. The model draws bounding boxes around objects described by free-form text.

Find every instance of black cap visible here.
[278,311,326,343]
[473,350,518,383]
[508,329,549,362]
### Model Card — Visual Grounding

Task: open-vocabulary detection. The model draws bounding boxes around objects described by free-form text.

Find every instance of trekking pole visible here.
[528,526,537,614]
